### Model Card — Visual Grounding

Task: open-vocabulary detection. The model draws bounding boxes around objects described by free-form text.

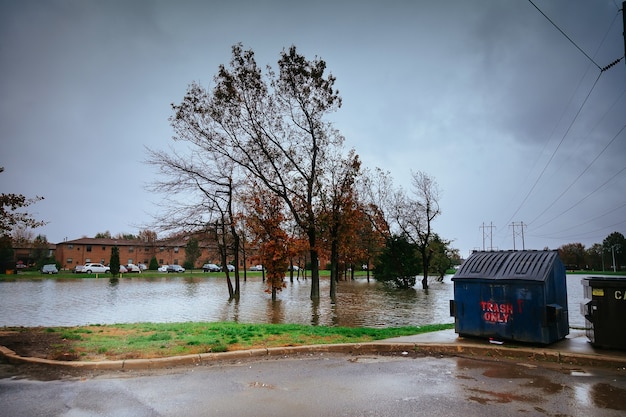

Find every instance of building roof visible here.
[61,237,147,246]
[59,237,195,247]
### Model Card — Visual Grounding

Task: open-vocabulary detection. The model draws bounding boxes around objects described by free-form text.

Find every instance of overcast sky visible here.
[1,0,625,258]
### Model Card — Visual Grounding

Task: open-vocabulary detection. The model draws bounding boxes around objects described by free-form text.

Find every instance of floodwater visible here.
[0,274,591,328]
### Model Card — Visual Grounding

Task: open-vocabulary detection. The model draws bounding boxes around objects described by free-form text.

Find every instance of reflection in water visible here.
[106,278,119,305]
[311,299,320,326]
[0,274,590,328]
[183,277,199,297]
[267,299,284,324]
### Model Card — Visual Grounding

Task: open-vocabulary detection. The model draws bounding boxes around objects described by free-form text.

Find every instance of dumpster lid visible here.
[453,250,560,281]
[582,276,626,285]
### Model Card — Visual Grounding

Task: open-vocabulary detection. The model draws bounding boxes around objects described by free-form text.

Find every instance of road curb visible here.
[2,341,626,371]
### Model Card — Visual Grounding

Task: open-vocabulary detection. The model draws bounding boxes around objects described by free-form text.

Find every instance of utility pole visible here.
[509,221,527,250]
[479,222,495,251]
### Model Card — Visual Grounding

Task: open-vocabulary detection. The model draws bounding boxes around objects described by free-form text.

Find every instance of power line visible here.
[508,4,624,226]
[530,219,626,242]
[533,165,626,230]
[504,72,603,226]
[527,0,602,70]
[535,202,626,237]
[528,123,626,226]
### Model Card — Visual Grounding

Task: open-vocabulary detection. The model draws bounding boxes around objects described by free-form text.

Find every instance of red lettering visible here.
[481,302,513,324]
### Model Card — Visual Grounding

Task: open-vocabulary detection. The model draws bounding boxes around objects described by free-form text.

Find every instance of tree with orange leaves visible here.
[246,190,289,300]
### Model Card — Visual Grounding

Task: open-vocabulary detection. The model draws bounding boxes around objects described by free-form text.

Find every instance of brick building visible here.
[54,237,224,270]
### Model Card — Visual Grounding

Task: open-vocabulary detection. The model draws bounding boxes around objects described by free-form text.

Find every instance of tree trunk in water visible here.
[309,227,320,299]
[310,249,320,299]
[226,275,234,299]
[421,246,430,290]
[329,240,338,300]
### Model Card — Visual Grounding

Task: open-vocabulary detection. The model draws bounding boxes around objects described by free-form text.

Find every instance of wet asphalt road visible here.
[1,353,626,417]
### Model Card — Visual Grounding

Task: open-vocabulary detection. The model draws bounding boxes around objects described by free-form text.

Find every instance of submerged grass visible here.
[40,322,454,361]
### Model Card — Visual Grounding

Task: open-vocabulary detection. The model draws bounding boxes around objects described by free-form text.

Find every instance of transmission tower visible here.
[480,222,496,251]
[509,221,527,250]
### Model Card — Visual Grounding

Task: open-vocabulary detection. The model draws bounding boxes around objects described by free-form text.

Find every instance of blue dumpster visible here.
[582,277,626,350]
[450,250,569,344]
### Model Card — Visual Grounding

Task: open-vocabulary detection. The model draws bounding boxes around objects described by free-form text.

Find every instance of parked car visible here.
[288,265,300,271]
[157,265,169,272]
[73,264,85,273]
[226,264,235,272]
[126,263,142,273]
[203,263,220,272]
[41,264,58,274]
[167,264,185,273]
[83,263,110,274]
[118,265,128,273]
[138,263,148,271]
[249,265,263,271]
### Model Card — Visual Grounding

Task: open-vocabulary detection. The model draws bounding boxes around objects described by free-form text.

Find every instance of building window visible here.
[67,258,73,264]
[129,246,134,253]
[86,245,92,252]
[160,247,164,252]
[174,259,179,265]
[68,244,73,249]
[100,259,105,264]
[102,246,106,251]
[144,247,149,252]
[174,247,179,253]
[159,259,163,264]
[128,259,133,264]
[86,258,91,263]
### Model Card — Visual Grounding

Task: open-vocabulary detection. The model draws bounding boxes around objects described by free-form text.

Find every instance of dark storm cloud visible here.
[0,0,624,255]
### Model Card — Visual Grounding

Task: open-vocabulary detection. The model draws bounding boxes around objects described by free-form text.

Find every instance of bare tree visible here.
[358,167,394,238]
[146,147,242,299]
[11,226,34,246]
[392,171,441,289]
[169,44,344,299]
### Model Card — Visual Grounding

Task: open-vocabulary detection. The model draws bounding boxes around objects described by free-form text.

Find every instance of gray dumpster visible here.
[450,250,569,344]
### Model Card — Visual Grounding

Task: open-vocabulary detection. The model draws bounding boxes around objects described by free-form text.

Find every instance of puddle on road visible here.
[590,383,626,411]
[466,387,541,405]
[458,358,626,411]
[456,358,564,394]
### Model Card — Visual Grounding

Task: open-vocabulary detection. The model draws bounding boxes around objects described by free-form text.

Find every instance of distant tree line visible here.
[558,231,625,271]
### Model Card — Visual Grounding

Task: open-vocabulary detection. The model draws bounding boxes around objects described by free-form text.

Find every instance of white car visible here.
[249,265,263,271]
[83,263,110,274]
[126,263,142,273]
[158,265,168,272]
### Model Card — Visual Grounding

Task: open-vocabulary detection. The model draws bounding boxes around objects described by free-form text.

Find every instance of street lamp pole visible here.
[611,244,620,273]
